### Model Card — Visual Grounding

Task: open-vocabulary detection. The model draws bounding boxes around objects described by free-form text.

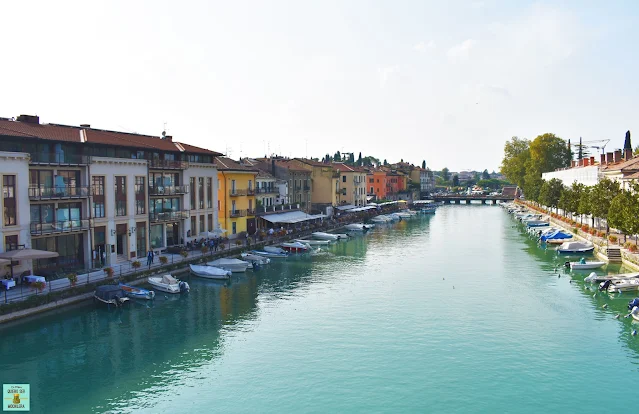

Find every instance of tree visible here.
[528,133,571,174]
[481,169,490,180]
[348,153,355,164]
[608,188,639,243]
[539,178,563,213]
[577,186,592,225]
[565,182,584,218]
[357,152,362,166]
[452,175,459,187]
[422,160,426,169]
[500,136,530,189]
[333,151,341,162]
[441,167,450,181]
[589,177,621,230]
[383,159,388,166]
[523,163,543,203]
[558,186,572,217]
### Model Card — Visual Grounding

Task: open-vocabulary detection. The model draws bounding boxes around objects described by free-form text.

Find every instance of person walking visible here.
[147,250,153,269]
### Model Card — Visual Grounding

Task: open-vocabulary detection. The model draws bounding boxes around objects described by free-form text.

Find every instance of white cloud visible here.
[377,65,400,87]
[447,39,477,60]
[413,40,436,52]
[471,1,485,9]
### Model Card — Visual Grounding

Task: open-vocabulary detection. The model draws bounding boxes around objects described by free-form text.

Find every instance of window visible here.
[191,216,196,236]
[198,177,204,209]
[369,178,374,183]
[231,200,236,212]
[190,177,196,209]
[135,176,146,215]
[248,180,252,190]
[231,179,236,193]
[342,175,346,183]
[208,214,213,231]
[200,215,205,234]
[370,187,374,194]
[3,175,16,226]
[218,200,221,211]
[150,224,163,248]
[377,179,379,183]
[5,235,18,251]
[248,199,253,212]
[232,222,236,234]
[92,176,105,218]
[136,223,146,258]
[115,176,127,216]
[206,178,212,208]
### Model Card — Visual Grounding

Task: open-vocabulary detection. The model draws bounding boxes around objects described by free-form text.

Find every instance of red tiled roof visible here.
[177,142,222,156]
[0,118,81,142]
[84,129,180,152]
[294,158,330,167]
[600,156,639,172]
[215,157,258,172]
[275,160,310,173]
[332,163,368,173]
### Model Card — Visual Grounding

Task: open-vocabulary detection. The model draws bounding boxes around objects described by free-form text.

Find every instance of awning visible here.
[336,204,356,211]
[262,211,328,224]
[348,205,377,212]
[413,200,435,204]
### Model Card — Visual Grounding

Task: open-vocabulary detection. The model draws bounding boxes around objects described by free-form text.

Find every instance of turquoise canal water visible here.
[2,206,639,413]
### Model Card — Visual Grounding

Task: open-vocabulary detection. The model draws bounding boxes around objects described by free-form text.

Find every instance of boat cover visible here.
[559,241,593,250]
[209,258,248,266]
[95,285,125,300]
[161,275,178,284]
[540,230,573,241]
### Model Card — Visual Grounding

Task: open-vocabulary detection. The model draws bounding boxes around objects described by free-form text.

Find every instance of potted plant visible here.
[131,261,141,270]
[180,250,189,258]
[67,273,78,286]
[629,244,638,253]
[219,243,225,250]
[159,256,168,264]
[201,245,209,255]
[235,240,243,248]
[103,267,114,278]
[609,235,618,244]
[33,280,46,293]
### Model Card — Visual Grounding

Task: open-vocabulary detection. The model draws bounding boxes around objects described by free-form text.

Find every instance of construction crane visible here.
[575,139,611,155]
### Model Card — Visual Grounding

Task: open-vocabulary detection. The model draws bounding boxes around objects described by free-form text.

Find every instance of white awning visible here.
[413,200,436,204]
[336,204,356,211]
[261,211,327,224]
[348,205,377,212]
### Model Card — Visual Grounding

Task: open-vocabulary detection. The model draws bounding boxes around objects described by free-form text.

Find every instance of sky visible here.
[1,0,638,172]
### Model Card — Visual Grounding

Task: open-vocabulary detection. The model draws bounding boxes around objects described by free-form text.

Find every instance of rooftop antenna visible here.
[162,122,167,138]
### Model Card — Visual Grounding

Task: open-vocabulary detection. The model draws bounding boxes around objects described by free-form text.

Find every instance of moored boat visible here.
[312,232,340,240]
[294,239,331,246]
[566,258,605,270]
[557,241,594,254]
[344,223,372,232]
[599,278,639,293]
[264,246,288,254]
[189,264,232,279]
[241,252,272,264]
[118,283,155,300]
[250,250,289,258]
[207,258,250,273]
[148,275,190,294]
[94,285,130,307]
[281,241,311,252]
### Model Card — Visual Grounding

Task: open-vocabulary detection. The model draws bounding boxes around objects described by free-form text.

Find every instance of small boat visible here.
[207,258,250,273]
[312,232,340,240]
[344,223,372,232]
[241,252,271,264]
[148,275,190,294]
[547,238,572,245]
[94,285,130,307]
[566,258,605,270]
[585,272,639,284]
[250,250,289,258]
[599,279,639,293]
[294,239,331,246]
[118,283,155,300]
[264,246,288,254]
[631,306,639,321]
[540,229,573,242]
[557,241,594,254]
[396,212,412,219]
[370,215,392,223]
[189,264,232,279]
[525,220,549,228]
[281,241,311,252]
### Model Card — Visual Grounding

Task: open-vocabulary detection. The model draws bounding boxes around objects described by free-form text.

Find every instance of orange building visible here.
[367,170,387,200]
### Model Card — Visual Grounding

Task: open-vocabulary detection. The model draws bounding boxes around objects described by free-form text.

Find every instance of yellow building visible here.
[215,157,258,237]
[291,158,340,210]
[333,163,368,206]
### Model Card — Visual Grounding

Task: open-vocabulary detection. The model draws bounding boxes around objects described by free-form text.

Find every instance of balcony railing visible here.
[149,185,189,195]
[149,210,190,222]
[246,209,256,216]
[247,188,255,195]
[149,159,189,169]
[256,187,278,194]
[332,172,340,178]
[303,185,310,191]
[229,189,248,196]
[30,219,90,236]
[229,209,247,218]
[29,153,91,165]
[29,186,90,200]
[255,204,301,215]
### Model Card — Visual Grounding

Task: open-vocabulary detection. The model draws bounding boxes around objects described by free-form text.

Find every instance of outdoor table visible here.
[1,279,15,290]
[23,275,46,284]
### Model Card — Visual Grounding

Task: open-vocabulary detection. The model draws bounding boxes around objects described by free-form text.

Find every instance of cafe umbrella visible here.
[0,249,59,280]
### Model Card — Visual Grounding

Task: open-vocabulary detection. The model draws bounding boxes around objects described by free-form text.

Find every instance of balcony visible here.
[247,188,255,195]
[332,172,340,178]
[353,179,364,186]
[229,189,248,196]
[29,186,90,200]
[229,209,247,218]
[303,185,310,191]
[30,219,90,236]
[30,153,91,165]
[149,159,189,170]
[246,209,256,216]
[256,187,278,194]
[149,185,189,196]
[149,210,190,222]
[255,204,300,215]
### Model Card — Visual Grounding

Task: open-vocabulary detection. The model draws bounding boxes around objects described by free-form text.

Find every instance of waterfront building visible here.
[0,115,221,276]
[255,158,312,211]
[333,163,367,206]
[290,158,340,212]
[599,150,639,191]
[409,167,435,197]
[367,170,388,200]
[215,157,258,237]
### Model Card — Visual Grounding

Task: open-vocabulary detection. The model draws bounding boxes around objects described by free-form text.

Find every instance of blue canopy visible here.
[540,230,573,241]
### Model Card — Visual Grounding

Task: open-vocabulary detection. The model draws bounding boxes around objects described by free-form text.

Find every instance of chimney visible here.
[625,148,632,160]
[583,158,589,167]
[571,160,576,168]
[606,152,614,164]
[578,159,583,167]
[590,156,595,165]
[16,114,39,124]
[80,124,90,128]
[164,135,173,142]
[600,154,606,165]
[614,150,622,163]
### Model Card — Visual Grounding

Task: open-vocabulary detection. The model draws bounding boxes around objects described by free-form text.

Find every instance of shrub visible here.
[180,250,189,258]
[235,240,243,247]
[201,246,209,255]
[67,273,78,286]
[573,227,579,234]
[589,228,596,235]
[159,256,169,264]
[581,224,589,231]
[103,267,114,278]
[597,231,606,238]
[609,235,618,244]
[32,281,46,292]
[219,243,225,250]
[629,244,639,253]
[131,261,141,269]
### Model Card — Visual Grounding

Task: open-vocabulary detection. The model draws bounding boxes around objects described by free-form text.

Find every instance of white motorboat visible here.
[207,258,250,273]
[567,259,605,270]
[189,264,232,279]
[344,223,372,232]
[241,252,272,264]
[600,278,639,293]
[631,306,639,322]
[250,250,289,258]
[312,232,340,240]
[370,215,391,223]
[557,241,594,254]
[281,241,311,252]
[148,275,190,294]
[585,272,639,284]
[264,246,288,254]
[396,212,412,219]
[294,239,331,246]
